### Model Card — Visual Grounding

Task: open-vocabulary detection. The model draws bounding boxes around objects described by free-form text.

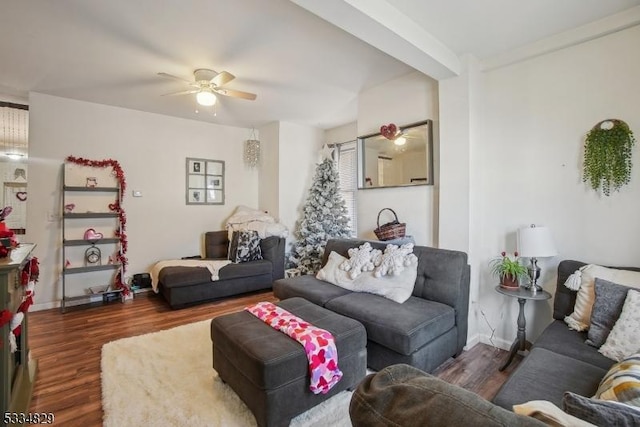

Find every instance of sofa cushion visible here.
[595,353,640,407]
[228,230,263,263]
[317,251,417,303]
[564,264,640,331]
[599,290,640,362]
[218,260,272,280]
[493,347,608,409]
[533,320,615,370]
[587,278,632,348]
[325,293,455,356]
[273,276,351,306]
[563,392,640,427]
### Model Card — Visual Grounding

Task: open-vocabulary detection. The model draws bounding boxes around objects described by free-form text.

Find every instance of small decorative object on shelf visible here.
[64,203,76,213]
[85,245,102,266]
[86,177,98,187]
[583,119,636,196]
[83,228,104,241]
[490,251,529,289]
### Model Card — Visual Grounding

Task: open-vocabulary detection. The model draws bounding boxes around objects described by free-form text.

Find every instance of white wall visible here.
[357,71,439,245]
[473,25,640,348]
[257,121,323,255]
[278,121,324,252]
[28,93,259,308]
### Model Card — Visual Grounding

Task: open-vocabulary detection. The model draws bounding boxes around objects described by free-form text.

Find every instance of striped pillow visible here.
[594,353,640,407]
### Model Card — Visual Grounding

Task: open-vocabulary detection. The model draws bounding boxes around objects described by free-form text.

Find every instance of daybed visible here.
[157,231,285,308]
[273,238,470,373]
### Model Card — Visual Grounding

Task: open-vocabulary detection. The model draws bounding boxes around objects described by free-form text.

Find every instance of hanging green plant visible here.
[583,119,636,196]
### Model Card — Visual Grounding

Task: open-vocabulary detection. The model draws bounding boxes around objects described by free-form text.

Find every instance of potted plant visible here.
[583,119,636,196]
[490,251,529,289]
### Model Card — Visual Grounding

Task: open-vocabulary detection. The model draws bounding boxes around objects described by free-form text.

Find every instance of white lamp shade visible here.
[518,225,557,258]
[196,89,216,106]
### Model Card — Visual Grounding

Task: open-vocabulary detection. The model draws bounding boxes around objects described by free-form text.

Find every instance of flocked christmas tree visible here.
[289,154,352,274]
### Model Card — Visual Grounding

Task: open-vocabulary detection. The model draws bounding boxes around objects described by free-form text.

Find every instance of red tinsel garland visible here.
[65,156,129,293]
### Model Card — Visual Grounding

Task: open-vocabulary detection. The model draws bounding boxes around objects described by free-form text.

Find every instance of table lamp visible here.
[517,224,557,292]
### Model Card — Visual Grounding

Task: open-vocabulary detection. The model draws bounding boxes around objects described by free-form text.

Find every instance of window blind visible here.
[337,141,357,236]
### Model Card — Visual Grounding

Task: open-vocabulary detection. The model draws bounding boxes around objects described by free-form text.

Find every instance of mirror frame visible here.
[357,119,433,190]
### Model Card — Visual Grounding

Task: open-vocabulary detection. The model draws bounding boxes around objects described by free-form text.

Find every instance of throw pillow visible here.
[586,278,631,347]
[513,400,595,427]
[563,392,640,427]
[564,265,640,331]
[317,251,417,303]
[598,291,640,361]
[372,243,418,278]
[593,353,640,406]
[228,230,262,263]
[338,242,381,279]
[317,251,355,290]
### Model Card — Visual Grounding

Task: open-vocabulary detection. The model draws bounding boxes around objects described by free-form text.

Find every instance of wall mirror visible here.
[358,119,433,189]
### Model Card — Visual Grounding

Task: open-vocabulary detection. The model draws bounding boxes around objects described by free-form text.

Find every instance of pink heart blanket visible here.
[245,302,343,395]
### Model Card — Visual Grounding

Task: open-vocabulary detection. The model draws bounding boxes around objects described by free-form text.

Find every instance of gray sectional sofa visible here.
[273,238,470,373]
[158,231,285,308]
[347,260,640,426]
[492,259,628,409]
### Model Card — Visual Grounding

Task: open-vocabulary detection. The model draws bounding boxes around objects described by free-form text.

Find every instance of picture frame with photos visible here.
[185,157,225,205]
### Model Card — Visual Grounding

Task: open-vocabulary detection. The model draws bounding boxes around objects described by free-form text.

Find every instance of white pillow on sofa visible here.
[317,251,417,303]
[599,290,640,362]
[564,265,640,331]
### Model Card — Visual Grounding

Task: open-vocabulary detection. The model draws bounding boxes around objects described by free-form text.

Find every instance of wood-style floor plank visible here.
[27,291,520,426]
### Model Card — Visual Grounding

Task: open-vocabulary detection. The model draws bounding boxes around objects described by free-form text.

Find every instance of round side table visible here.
[495,285,551,371]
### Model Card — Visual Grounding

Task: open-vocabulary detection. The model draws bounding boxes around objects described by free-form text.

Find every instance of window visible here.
[336,141,357,236]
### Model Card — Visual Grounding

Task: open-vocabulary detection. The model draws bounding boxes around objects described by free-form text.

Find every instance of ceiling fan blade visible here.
[157,72,193,84]
[215,88,257,100]
[211,71,235,87]
[161,89,199,96]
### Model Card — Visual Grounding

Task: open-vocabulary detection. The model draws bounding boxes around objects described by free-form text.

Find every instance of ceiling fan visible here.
[158,68,257,106]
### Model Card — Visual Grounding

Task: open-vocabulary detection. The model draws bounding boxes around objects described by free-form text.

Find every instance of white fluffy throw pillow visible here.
[599,290,640,362]
[317,251,417,303]
[373,243,418,278]
[564,265,640,331]
[338,242,381,279]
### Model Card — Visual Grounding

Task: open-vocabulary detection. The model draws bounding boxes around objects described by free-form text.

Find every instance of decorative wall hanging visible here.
[583,119,636,196]
[244,128,260,168]
[186,158,225,205]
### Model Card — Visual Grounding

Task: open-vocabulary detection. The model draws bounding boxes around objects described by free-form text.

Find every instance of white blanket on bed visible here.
[149,259,232,292]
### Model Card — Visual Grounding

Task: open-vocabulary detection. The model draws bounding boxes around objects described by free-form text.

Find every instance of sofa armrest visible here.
[260,236,286,280]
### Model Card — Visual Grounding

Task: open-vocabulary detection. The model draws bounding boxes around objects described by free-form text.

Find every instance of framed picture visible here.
[186,157,225,205]
[207,176,223,189]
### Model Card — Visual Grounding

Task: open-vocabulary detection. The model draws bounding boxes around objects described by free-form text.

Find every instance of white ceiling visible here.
[1,0,639,130]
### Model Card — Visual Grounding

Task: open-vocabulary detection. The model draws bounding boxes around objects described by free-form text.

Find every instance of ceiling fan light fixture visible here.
[196,89,216,106]
[394,136,407,146]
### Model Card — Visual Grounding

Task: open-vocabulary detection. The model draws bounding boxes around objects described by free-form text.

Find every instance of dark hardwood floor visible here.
[27,291,521,426]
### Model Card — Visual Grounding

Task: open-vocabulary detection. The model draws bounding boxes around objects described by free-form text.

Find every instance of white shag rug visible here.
[101,320,353,427]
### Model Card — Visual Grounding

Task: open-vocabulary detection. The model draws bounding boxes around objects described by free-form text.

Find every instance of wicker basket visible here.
[374,208,406,241]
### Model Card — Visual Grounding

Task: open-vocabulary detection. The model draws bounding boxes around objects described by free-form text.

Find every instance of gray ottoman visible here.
[210,297,367,427]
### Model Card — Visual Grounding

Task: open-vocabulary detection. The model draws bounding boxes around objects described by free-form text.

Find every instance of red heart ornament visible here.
[108,203,118,211]
[380,123,398,140]
[84,228,104,241]
[16,192,27,201]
